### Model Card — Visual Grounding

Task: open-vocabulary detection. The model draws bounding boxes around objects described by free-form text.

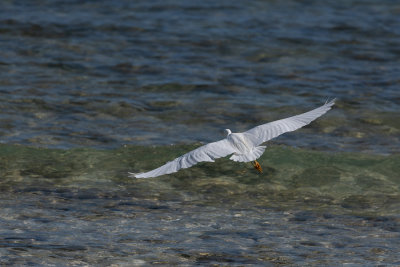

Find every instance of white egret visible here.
[130,99,335,178]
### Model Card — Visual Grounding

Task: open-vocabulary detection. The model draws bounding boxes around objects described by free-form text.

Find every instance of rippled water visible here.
[0,0,399,265]
[1,0,399,153]
[1,144,400,265]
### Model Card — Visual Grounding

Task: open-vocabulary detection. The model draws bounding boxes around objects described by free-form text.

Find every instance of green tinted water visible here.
[2,143,399,214]
[1,144,399,265]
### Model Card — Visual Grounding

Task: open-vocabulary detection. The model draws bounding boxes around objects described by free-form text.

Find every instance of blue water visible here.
[0,0,399,152]
[0,0,399,265]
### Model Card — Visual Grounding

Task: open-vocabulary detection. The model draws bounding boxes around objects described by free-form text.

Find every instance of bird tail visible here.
[229,146,266,162]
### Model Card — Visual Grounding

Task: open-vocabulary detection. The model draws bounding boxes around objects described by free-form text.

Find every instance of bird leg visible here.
[251,160,263,173]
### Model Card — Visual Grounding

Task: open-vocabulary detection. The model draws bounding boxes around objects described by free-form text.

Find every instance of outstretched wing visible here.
[130,139,235,178]
[244,99,335,146]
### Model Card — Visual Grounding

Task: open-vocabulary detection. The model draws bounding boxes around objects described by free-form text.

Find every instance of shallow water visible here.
[0,0,400,265]
[1,144,400,265]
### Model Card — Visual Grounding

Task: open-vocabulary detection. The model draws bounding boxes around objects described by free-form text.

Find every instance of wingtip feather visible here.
[324,97,336,106]
[128,172,146,178]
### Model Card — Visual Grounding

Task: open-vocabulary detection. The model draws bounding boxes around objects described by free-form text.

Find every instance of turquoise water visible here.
[0,0,399,265]
[2,144,399,216]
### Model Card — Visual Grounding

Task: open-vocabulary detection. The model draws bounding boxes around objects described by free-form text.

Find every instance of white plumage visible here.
[130,99,335,178]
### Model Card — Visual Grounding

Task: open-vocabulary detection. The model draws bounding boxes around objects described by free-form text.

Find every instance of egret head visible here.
[224,129,232,136]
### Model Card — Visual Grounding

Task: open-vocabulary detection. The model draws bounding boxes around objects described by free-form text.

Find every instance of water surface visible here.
[0,0,399,153]
[0,0,399,265]
[1,144,399,265]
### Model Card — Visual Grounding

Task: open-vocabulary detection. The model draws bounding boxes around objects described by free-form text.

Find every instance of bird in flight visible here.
[130,99,335,178]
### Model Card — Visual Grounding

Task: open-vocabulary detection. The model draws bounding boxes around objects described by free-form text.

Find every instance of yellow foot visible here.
[251,160,263,173]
